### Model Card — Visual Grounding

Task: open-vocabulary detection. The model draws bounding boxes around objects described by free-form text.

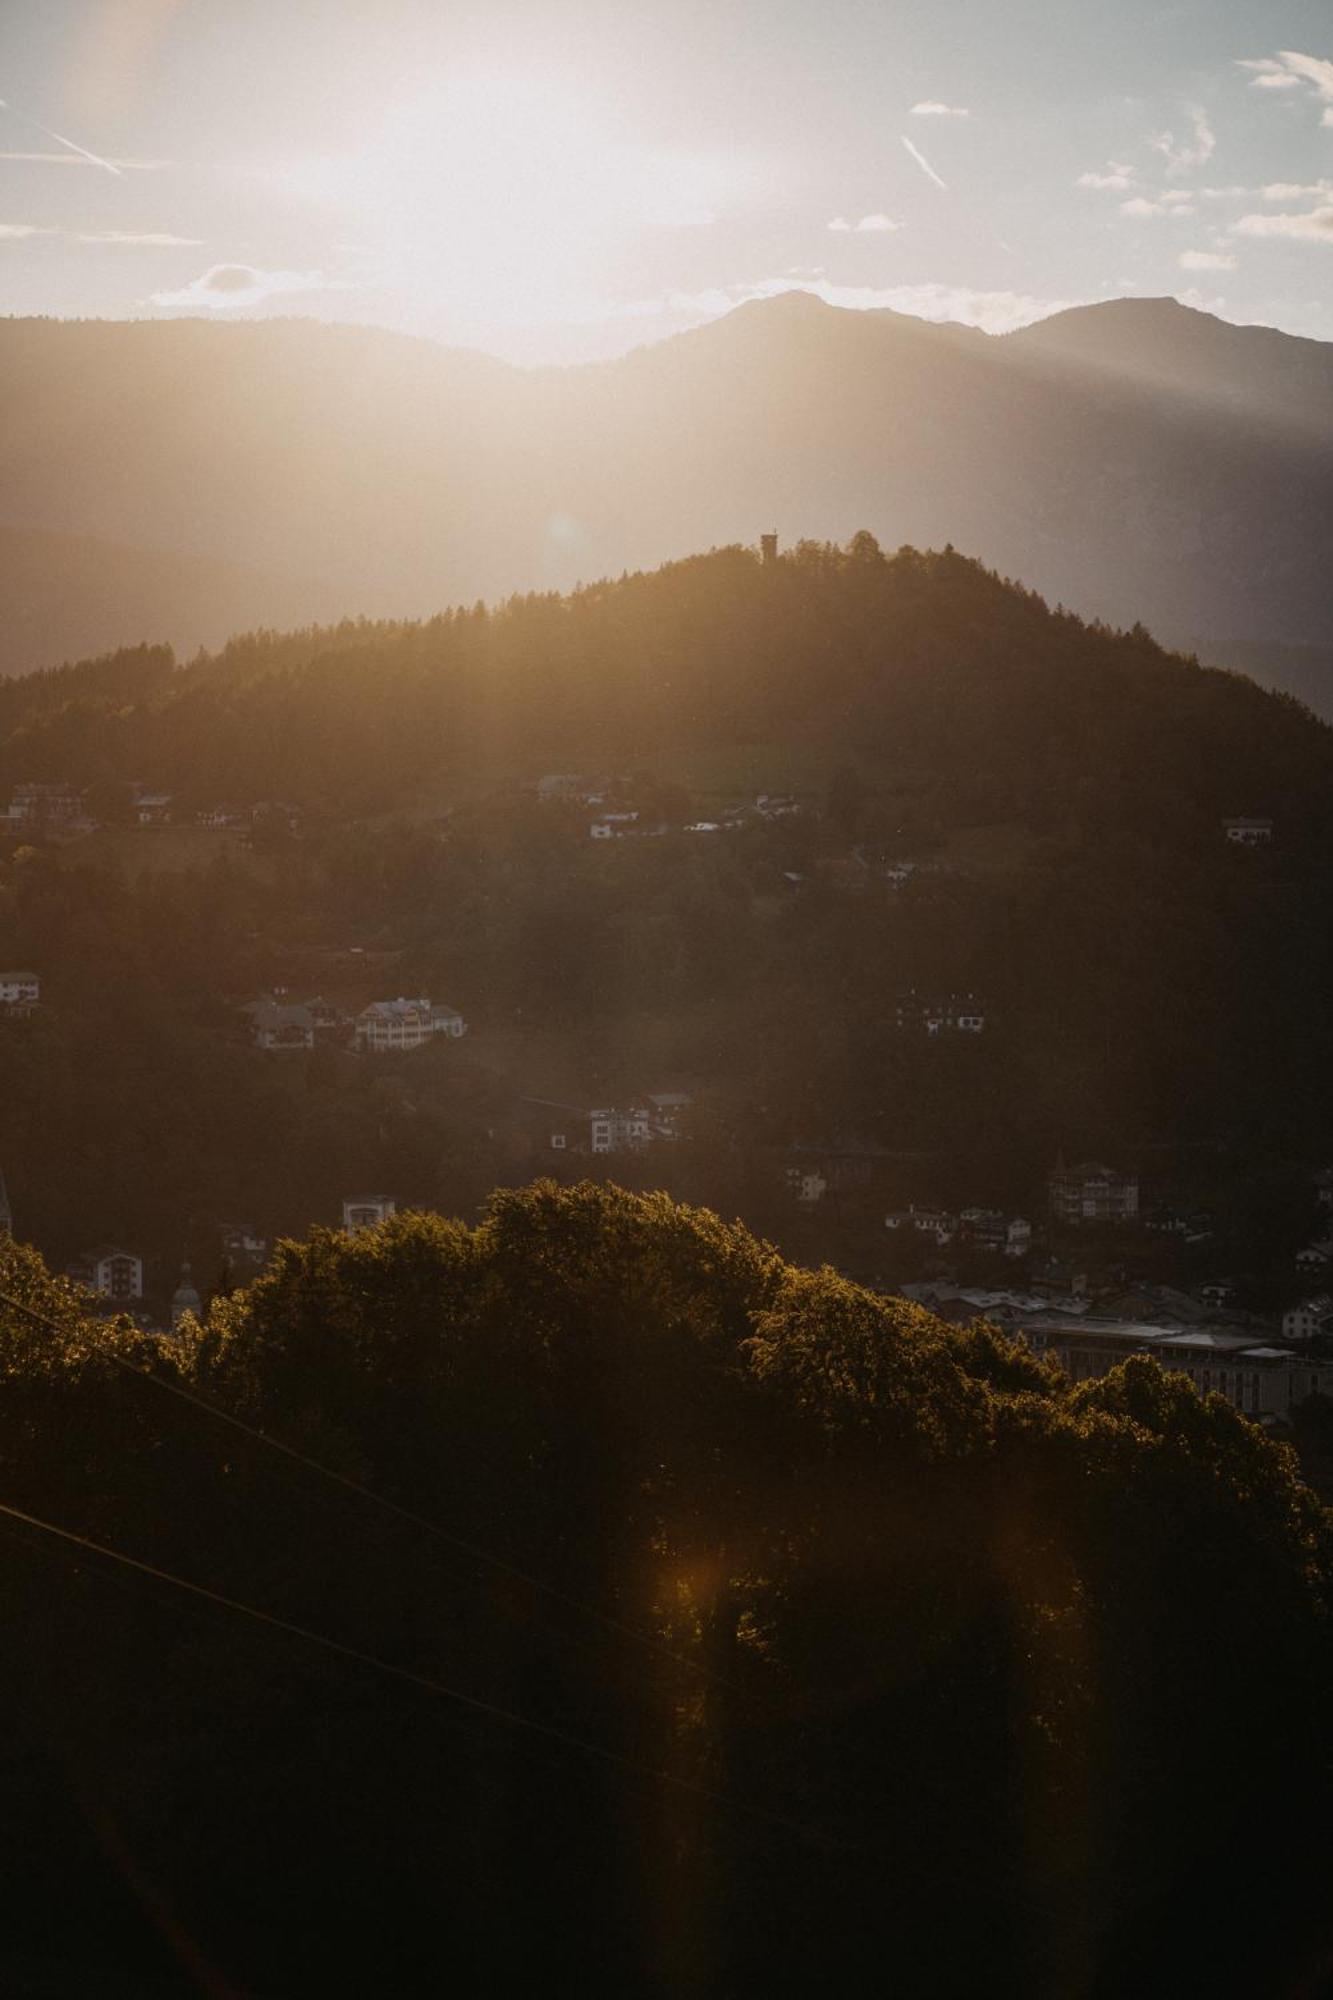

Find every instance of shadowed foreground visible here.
[0,1181,1329,1995]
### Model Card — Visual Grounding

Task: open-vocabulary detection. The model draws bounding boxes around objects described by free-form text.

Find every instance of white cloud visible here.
[1238,52,1333,124]
[1232,204,1333,243]
[1180,248,1236,270]
[1150,106,1215,175]
[0,222,46,238]
[1078,163,1134,191]
[151,261,357,309]
[1121,195,1196,217]
[910,102,970,118]
[828,211,900,233]
[1262,179,1333,200]
[900,135,948,190]
[75,230,202,246]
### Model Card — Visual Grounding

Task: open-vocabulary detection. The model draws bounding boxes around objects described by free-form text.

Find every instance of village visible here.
[3,764,1319,1427]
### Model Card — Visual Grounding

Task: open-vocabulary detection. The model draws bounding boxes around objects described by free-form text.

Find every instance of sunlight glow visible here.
[274,69,756,333]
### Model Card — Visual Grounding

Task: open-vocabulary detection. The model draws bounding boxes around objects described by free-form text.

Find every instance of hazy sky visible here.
[1,0,1330,363]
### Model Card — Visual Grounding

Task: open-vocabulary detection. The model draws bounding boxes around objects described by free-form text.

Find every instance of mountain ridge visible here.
[0,293,1328,681]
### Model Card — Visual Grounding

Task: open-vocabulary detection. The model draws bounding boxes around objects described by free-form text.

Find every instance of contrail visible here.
[0,96,122,175]
[901,134,948,190]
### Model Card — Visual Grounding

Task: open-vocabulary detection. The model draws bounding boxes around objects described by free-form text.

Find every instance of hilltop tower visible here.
[760,532,778,566]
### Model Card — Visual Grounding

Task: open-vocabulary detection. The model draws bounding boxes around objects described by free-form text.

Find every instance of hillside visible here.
[2,539,1328,813]
[4,541,1333,1306]
[0,294,1329,678]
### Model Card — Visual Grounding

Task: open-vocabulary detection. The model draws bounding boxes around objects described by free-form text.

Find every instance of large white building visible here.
[1048,1162,1139,1226]
[906,1282,1333,1423]
[355,999,467,1052]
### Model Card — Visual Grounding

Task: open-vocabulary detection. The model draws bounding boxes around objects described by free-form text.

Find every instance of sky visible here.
[0,0,1330,365]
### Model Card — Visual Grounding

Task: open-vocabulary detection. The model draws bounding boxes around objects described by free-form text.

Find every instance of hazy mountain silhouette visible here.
[0,295,1328,681]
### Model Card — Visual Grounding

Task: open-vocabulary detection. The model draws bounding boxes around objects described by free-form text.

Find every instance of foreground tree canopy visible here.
[0,1180,1330,1995]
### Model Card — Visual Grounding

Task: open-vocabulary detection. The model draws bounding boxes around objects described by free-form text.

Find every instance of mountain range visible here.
[1,294,1330,693]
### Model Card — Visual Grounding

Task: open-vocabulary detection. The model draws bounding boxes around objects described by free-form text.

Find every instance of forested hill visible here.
[1,294,1330,680]
[2,538,1329,832]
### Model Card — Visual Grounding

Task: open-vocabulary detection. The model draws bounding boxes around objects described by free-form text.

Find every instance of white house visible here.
[71,1248,144,1302]
[343,1195,397,1233]
[6,782,84,830]
[885,1205,957,1243]
[1006,1218,1033,1257]
[589,812,639,840]
[1283,1296,1333,1345]
[590,1107,651,1154]
[355,998,467,1052]
[786,1167,828,1204]
[135,791,173,828]
[1222,817,1273,846]
[0,971,40,1014]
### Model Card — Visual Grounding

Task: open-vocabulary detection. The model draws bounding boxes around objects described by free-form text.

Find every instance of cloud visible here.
[1262,179,1333,200]
[0,222,47,238]
[1121,194,1196,217]
[1239,52,1333,124]
[829,212,900,232]
[1232,204,1333,243]
[910,102,970,118]
[1078,163,1134,191]
[1150,106,1215,174]
[1180,249,1236,270]
[900,135,948,190]
[75,230,202,246]
[151,262,357,308]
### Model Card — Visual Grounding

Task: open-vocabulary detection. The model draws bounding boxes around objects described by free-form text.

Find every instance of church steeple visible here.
[170,1260,202,1329]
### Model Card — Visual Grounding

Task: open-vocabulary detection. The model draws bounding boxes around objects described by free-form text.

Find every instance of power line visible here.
[0,1287,754,1702]
[0,1486,843,1851]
